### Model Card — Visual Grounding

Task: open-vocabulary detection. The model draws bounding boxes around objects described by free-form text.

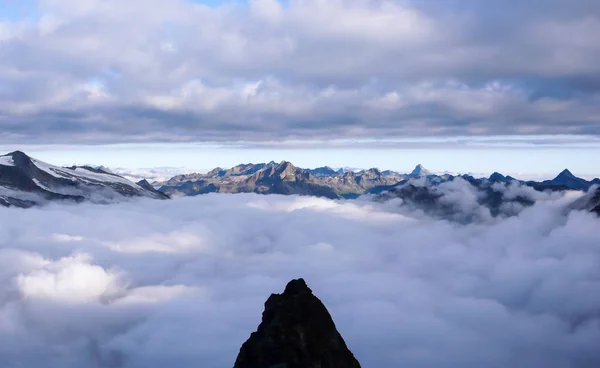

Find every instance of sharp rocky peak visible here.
[274,161,298,173]
[555,169,575,179]
[410,164,430,177]
[234,278,361,368]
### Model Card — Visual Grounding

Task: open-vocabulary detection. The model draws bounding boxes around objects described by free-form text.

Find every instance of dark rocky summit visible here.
[233,278,361,368]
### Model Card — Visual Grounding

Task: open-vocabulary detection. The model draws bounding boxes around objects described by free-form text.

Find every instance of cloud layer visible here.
[0,193,599,367]
[1,0,599,143]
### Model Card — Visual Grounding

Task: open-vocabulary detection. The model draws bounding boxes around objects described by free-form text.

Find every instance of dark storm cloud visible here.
[0,0,599,143]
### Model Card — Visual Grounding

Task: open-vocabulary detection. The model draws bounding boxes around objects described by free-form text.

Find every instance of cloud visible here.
[0,0,599,143]
[16,253,122,303]
[0,193,599,367]
[373,176,579,223]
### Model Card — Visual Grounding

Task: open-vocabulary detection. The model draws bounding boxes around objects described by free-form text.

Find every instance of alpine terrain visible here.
[0,151,168,208]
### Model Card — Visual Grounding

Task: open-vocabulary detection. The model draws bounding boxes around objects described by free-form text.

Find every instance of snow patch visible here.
[31,158,142,188]
[32,179,52,192]
[0,155,15,166]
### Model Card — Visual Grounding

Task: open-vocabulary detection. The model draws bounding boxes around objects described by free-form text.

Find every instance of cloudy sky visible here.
[1,0,599,175]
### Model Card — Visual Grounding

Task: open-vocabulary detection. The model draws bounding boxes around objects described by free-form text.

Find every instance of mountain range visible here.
[0,151,168,208]
[157,161,425,199]
[155,160,599,198]
[1,151,599,217]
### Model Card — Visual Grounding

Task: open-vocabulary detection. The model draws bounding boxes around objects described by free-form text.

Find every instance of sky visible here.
[0,0,599,176]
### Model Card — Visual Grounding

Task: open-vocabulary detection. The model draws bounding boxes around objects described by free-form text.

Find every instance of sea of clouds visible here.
[0,192,599,367]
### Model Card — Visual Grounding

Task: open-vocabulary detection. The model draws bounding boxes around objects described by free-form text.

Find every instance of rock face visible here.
[158,161,404,199]
[158,162,600,199]
[234,279,361,368]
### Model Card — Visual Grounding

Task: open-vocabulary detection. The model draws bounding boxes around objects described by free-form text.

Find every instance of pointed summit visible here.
[234,278,361,368]
[542,168,591,190]
[274,161,298,176]
[276,160,295,169]
[554,169,576,180]
[409,164,430,177]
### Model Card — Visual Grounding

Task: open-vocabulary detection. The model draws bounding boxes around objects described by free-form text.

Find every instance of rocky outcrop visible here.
[234,278,361,368]
[136,179,170,199]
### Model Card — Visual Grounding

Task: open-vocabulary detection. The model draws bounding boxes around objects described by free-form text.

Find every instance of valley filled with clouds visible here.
[0,192,598,367]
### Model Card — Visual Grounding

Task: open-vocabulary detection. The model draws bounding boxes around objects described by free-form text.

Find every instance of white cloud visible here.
[16,254,122,303]
[0,0,599,143]
[0,193,598,367]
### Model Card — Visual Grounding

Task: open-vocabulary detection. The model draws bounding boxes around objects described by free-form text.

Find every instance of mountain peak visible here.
[5,150,29,158]
[275,160,296,171]
[234,278,361,368]
[3,150,33,166]
[410,164,430,177]
[542,168,590,190]
[206,167,225,177]
[489,172,507,182]
[555,169,575,179]
[282,278,312,296]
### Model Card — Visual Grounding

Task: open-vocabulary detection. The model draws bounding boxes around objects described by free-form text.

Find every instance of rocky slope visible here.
[157,161,600,202]
[234,278,361,368]
[157,163,406,199]
[0,151,168,208]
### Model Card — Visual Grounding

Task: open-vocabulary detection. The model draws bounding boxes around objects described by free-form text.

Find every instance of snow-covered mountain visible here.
[0,151,168,208]
[3,151,599,218]
[408,164,431,178]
